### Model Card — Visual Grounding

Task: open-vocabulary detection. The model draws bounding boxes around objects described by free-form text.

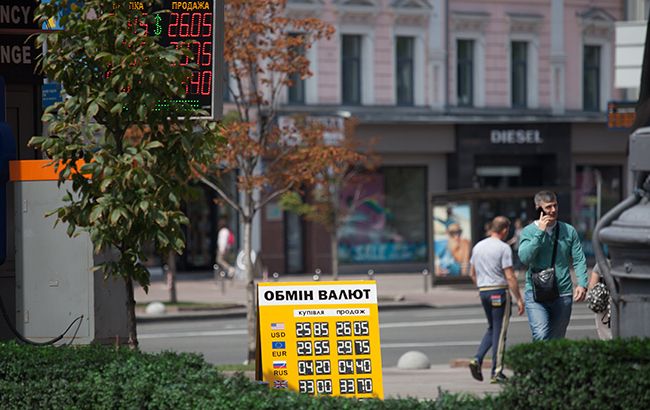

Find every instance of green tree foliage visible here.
[193,0,336,361]
[29,0,218,347]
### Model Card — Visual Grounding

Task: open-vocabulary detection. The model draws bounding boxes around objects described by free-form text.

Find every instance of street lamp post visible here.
[593,129,650,337]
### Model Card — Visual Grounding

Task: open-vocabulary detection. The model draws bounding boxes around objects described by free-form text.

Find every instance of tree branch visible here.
[193,166,243,214]
[256,184,293,212]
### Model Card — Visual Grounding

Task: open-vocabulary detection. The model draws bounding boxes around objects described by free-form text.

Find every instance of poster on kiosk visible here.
[257,281,384,399]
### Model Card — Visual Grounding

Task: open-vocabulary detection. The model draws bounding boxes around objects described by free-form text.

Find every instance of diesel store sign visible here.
[490,129,544,144]
[451,123,572,190]
[0,1,40,84]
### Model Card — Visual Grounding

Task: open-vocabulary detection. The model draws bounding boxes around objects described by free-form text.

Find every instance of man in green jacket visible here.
[518,191,588,340]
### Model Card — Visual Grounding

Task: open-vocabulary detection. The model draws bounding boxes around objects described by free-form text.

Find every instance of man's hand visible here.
[516,299,525,316]
[538,211,553,231]
[574,286,587,302]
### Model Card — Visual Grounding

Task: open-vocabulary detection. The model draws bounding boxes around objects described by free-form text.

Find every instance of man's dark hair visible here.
[534,191,557,207]
[490,216,511,233]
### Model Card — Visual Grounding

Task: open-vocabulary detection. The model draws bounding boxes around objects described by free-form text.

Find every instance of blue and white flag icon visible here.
[272,341,286,349]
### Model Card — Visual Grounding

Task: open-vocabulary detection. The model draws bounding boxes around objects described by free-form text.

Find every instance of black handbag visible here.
[531,225,560,302]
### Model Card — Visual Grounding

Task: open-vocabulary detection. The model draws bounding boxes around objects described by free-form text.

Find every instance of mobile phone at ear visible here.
[536,206,547,216]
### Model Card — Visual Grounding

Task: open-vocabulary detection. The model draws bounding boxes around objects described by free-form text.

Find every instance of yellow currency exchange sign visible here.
[257,281,383,399]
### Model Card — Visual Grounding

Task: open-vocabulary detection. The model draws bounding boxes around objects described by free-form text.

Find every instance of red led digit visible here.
[189,41,201,64]
[139,13,148,34]
[168,12,179,37]
[189,71,201,95]
[200,42,212,66]
[181,43,192,67]
[179,12,190,37]
[200,70,212,95]
[169,41,184,66]
[202,12,212,37]
[190,13,201,37]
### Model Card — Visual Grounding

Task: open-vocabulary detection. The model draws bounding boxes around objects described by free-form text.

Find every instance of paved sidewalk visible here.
[135,272,502,400]
[135,271,482,314]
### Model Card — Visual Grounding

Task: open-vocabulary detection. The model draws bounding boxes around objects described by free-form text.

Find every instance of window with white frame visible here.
[457,39,474,107]
[288,33,306,105]
[342,34,362,105]
[583,45,601,112]
[578,8,614,113]
[511,41,528,107]
[507,13,541,109]
[396,36,414,106]
[450,11,488,108]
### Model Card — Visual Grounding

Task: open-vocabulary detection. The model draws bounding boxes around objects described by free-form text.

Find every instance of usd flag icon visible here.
[273,361,287,369]
[271,323,285,330]
[272,341,286,349]
[273,380,288,389]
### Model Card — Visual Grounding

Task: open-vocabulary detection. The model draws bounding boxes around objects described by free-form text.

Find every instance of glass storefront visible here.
[338,166,427,264]
[573,165,622,259]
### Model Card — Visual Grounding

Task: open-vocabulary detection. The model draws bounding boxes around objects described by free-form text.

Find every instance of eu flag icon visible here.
[272,341,286,349]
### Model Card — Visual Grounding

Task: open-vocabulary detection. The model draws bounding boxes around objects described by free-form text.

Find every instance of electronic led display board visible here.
[607,101,636,129]
[126,0,223,119]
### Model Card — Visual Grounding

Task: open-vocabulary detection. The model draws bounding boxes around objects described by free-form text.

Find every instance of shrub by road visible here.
[0,339,648,409]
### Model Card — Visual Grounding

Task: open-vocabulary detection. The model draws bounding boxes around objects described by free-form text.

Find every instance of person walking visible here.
[468,216,525,383]
[587,261,612,340]
[215,217,236,279]
[518,191,588,341]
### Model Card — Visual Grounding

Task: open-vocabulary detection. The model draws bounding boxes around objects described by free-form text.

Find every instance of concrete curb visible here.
[135,301,482,323]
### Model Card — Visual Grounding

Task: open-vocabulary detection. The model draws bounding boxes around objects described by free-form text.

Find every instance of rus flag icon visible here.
[272,361,287,369]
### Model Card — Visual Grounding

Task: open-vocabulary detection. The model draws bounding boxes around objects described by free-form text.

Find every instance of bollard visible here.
[272,272,279,282]
[164,264,171,290]
[422,269,430,293]
[213,263,220,283]
[313,268,321,282]
[219,270,227,294]
[367,269,374,281]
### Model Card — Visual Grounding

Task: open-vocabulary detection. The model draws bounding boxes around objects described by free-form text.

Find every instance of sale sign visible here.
[257,281,384,399]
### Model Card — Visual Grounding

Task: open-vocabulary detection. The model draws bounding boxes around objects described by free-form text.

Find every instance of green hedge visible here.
[9,338,647,409]
[0,342,487,410]
[499,338,650,409]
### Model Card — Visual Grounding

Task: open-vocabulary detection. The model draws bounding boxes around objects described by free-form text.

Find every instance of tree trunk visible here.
[125,276,138,349]
[167,251,177,304]
[243,216,257,363]
[330,231,339,281]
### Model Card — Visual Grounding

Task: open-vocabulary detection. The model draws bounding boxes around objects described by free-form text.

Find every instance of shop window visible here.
[583,45,601,112]
[342,34,362,105]
[432,202,472,277]
[511,41,528,108]
[396,36,414,106]
[338,166,427,264]
[457,39,474,107]
[288,33,306,105]
[474,154,553,189]
[574,165,622,258]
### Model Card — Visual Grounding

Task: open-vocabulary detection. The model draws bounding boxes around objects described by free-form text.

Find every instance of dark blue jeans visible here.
[524,290,572,341]
[475,288,511,377]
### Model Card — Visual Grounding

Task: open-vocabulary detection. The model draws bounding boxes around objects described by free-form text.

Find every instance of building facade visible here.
[244,0,629,278]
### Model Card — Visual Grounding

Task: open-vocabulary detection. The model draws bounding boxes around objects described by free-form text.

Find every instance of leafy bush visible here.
[499,338,650,409]
[0,342,488,409]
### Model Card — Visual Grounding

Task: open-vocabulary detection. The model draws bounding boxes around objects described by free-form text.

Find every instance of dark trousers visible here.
[475,288,511,377]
